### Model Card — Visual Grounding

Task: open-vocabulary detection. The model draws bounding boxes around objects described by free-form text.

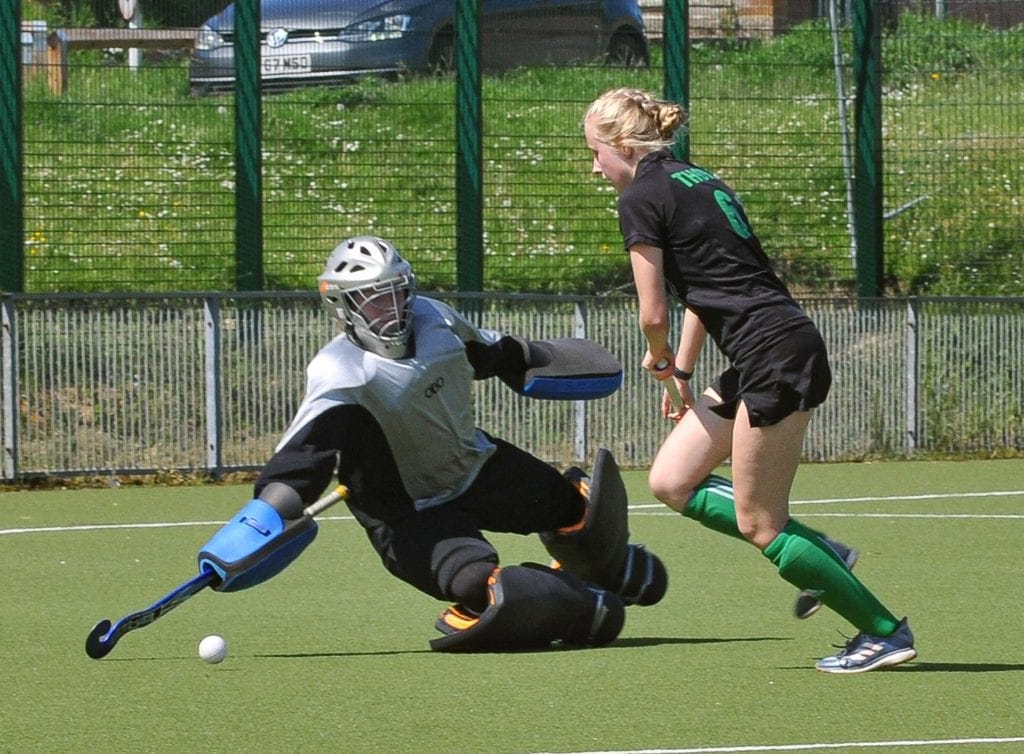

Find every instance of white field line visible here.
[628,489,1024,510]
[628,488,1024,516]
[631,509,1024,519]
[790,490,1024,506]
[3,489,1024,536]
[531,736,1024,754]
[0,514,356,536]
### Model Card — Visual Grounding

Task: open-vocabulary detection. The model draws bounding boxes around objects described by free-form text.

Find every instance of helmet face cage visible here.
[318,236,417,359]
[344,276,415,356]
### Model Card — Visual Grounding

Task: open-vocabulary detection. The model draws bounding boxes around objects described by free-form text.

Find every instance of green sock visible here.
[683,474,830,543]
[763,519,899,636]
[681,474,747,539]
[683,475,899,636]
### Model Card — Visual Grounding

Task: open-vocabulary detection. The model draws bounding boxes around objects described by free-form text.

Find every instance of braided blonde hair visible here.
[584,87,688,153]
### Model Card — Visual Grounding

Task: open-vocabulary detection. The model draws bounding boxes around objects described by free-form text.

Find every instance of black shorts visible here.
[708,324,832,428]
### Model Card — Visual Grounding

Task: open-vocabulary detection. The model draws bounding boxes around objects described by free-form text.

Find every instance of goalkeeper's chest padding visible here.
[197,499,318,592]
[275,299,496,511]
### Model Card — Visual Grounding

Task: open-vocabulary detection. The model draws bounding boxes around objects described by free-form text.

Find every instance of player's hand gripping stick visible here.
[85,485,348,659]
[654,359,684,413]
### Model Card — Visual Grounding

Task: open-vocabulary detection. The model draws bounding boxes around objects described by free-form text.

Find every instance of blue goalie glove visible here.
[197,485,318,592]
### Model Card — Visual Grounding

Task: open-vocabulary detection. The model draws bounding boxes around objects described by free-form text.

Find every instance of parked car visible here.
[189,0,648,93]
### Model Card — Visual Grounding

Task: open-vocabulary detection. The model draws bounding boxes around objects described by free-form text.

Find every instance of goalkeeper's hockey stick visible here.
[85,485,348,659]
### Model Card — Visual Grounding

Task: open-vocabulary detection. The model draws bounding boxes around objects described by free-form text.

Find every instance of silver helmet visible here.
[318,236,417,359]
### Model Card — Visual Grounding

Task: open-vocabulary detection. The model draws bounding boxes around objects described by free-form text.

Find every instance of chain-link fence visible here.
[7,0,1022,295]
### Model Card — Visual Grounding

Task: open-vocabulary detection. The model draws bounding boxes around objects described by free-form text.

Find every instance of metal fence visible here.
[5,1,1023,296]
[3,292,1021,481]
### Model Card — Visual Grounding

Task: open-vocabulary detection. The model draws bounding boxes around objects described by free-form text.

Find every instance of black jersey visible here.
[618,150,813,364]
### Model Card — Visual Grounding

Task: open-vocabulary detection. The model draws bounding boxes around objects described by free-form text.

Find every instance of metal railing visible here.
[2,292,1021,481]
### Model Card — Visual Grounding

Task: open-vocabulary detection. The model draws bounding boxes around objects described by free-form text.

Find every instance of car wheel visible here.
[428,28,455,74]
[606,31,648,68]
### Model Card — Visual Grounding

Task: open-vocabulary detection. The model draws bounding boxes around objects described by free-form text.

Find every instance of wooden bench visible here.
[44,28,196,95]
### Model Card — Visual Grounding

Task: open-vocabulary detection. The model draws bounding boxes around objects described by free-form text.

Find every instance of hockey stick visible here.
[654,359,684,413]
[301,485,348,517]
[85,485,348,659]
[85,569,217,659]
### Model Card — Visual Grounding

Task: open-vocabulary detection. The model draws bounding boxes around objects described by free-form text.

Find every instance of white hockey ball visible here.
[198,634,228,664]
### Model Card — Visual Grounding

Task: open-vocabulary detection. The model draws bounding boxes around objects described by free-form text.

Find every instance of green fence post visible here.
[853,0,883,298]
[455,0,483,294]
[0,0,24,292]
[234,0,263,291]
[663,0,690,161]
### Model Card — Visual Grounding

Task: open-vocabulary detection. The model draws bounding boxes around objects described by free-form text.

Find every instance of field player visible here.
[582,87,916,673]
[200,235,667,651]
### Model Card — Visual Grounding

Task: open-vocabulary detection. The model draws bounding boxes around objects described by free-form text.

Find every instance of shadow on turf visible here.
[254,636,789,658]
[887,661,1024,673]
[613,636,788,648]
[774,661,1024,673]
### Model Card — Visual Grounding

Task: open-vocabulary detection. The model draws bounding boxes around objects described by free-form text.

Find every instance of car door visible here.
[480,0,599,69]
[541,0,604,63]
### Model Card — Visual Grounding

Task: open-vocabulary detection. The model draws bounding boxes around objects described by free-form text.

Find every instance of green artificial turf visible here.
[3,459,1024,753]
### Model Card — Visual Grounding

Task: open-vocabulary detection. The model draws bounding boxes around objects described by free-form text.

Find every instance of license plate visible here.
[262,54,312,76]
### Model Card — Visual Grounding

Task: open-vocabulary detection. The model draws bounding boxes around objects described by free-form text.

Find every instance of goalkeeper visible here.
[199,236,668,651]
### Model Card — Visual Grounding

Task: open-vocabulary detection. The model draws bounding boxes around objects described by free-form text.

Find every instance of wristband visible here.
[673,367,693,381]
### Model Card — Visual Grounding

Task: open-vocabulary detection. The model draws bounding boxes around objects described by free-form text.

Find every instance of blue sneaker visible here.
[815,618,917,673]
[794,538,859,619]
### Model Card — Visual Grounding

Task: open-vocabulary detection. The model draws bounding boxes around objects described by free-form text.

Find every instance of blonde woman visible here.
[583,87,915,673]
